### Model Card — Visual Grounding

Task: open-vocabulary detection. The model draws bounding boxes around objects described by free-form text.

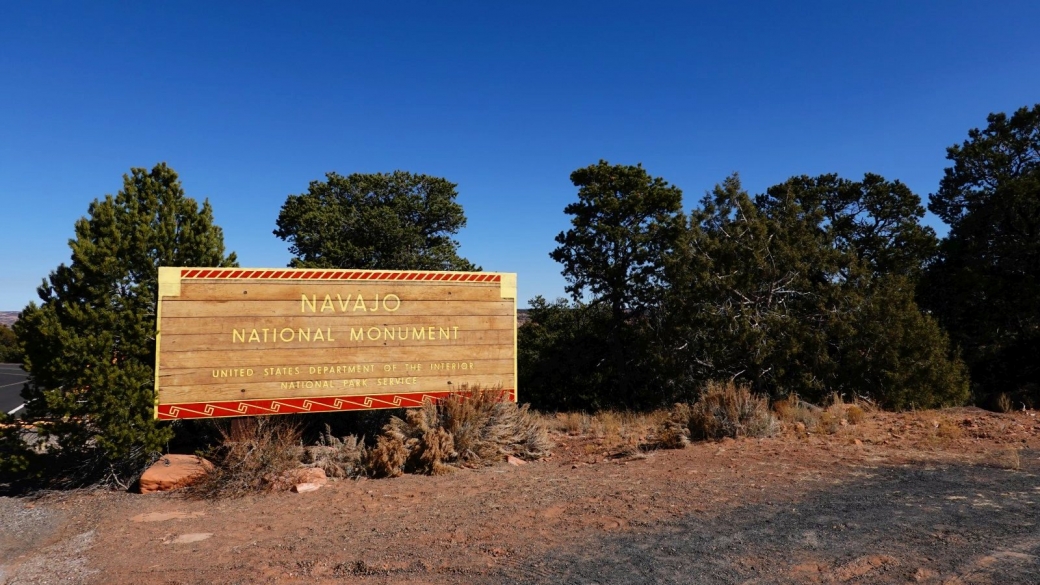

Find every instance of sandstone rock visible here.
[268,466,328,491]
[139,455,214,494]
[507,455,526,466]
[165,533,213,545]
[131,511,205,522]
[294,467,328,485]
[292,482,322,493]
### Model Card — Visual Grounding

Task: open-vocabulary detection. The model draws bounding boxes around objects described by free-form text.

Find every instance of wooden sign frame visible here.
[153,267,517,420]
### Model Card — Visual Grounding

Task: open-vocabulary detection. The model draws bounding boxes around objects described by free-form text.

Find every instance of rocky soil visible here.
[2,407,1039,584]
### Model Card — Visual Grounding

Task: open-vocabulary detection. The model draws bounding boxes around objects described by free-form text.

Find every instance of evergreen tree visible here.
[12,163,237,482]
[0,324,22,363]
[517,296,615,411]
[551,160,686,321]
[274,171,477,271]
[543,161,687,408]
[923,104,1040,405]
[669,174,966,407]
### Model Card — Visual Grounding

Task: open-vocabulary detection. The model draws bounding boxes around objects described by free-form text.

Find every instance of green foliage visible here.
[528,161,686,410]
[838,276,970,409]
[667,174,840,399]
[668,173,966,407]
[11,163,236,484]
[0,323,22,363]
[922,104,1040,405]
[518,296,614,411]
[0,414,39,483]
[762,173,938,278]
[274,171,477,271]
[551,160,686,320]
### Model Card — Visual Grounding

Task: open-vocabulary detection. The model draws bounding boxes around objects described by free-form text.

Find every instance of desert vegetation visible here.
[184,388,552,497]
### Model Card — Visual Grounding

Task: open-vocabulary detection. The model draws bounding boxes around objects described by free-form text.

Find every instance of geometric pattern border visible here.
[156,389,517,420]
[180,268,502,283]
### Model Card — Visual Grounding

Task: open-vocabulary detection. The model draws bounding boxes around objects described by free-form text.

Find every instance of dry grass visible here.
[365,387,553,478]
[773,393,871,435]
[846,404,866,424]
[935,418,965,441]
[192,416,304,498]
[990,447,1022,470]
[541,410,667,455]
[655,404,693,449]
[190,390,552,490]
[997,393,1013,413]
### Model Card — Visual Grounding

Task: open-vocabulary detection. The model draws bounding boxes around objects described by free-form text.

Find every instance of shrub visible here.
[364,434,409,479]
[772,395,821,432]
[688,381,776,440]
[193,416,303,497]
[304,425,367,479]
[365,388,552,477]
[654,404,693,449]
[0,324,22,364]
[772,393,870,435]
[13,163,236,485]
[997,393,1014,413]
[845,404,866,424]
[656,381,775,446]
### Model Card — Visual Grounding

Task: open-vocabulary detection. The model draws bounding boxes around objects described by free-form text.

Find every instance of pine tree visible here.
[12,163,237,482]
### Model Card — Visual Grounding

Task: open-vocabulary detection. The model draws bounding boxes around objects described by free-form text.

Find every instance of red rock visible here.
[139,455,214,494]
[507,455,526,466]
[165,533,213,545]
[294,467,328,485]
[268,467,328,491]
[292,482,321,493]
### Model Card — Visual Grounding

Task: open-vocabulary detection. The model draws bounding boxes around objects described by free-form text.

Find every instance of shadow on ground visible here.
[496,452,1040,584]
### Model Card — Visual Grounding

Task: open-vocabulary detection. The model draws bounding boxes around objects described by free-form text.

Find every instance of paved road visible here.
[0,363,27,416]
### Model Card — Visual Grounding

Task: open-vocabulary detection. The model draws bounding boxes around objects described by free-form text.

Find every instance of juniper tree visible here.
[274,171,477,271]
[12,163,237,481]
[0,324,21,363]
[544,161,687,408]
[669,173,967,407]
[922,104,1040,404]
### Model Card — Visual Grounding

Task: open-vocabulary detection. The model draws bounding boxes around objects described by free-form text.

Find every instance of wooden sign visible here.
[153,267,517,420]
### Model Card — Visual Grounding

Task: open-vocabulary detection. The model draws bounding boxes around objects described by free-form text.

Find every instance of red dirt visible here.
[3,407,1040,584]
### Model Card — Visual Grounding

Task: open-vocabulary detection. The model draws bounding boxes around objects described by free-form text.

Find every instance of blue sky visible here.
[2,1,1038,310]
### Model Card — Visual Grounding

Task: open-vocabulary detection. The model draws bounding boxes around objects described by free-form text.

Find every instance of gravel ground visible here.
[501,457,1040,584]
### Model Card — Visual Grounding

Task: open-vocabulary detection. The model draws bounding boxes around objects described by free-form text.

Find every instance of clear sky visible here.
[2,1,1038,310]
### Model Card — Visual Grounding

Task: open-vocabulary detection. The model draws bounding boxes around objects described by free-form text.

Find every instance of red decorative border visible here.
[156,390,517,420]
[180,269,501,282]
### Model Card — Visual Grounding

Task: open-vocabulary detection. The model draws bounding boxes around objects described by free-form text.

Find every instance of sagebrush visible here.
[656,380,775,447]
[366,388,552,477]
[192,416,303,497]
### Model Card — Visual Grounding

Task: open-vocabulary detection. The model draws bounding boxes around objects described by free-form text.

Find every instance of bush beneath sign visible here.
[365,387,553,478]
[186,389,553,496]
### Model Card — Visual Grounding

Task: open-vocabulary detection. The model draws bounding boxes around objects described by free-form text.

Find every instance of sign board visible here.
[154,267,516,420]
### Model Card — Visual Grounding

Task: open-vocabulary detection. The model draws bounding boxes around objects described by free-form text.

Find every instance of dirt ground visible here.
[2,407,1040,584]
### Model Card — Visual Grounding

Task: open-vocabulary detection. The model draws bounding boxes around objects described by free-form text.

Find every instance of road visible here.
[0,363,27,416]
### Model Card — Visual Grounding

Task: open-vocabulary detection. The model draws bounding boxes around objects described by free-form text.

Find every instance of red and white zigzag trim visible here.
[156,389,517,420]
[179,268,501,282]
